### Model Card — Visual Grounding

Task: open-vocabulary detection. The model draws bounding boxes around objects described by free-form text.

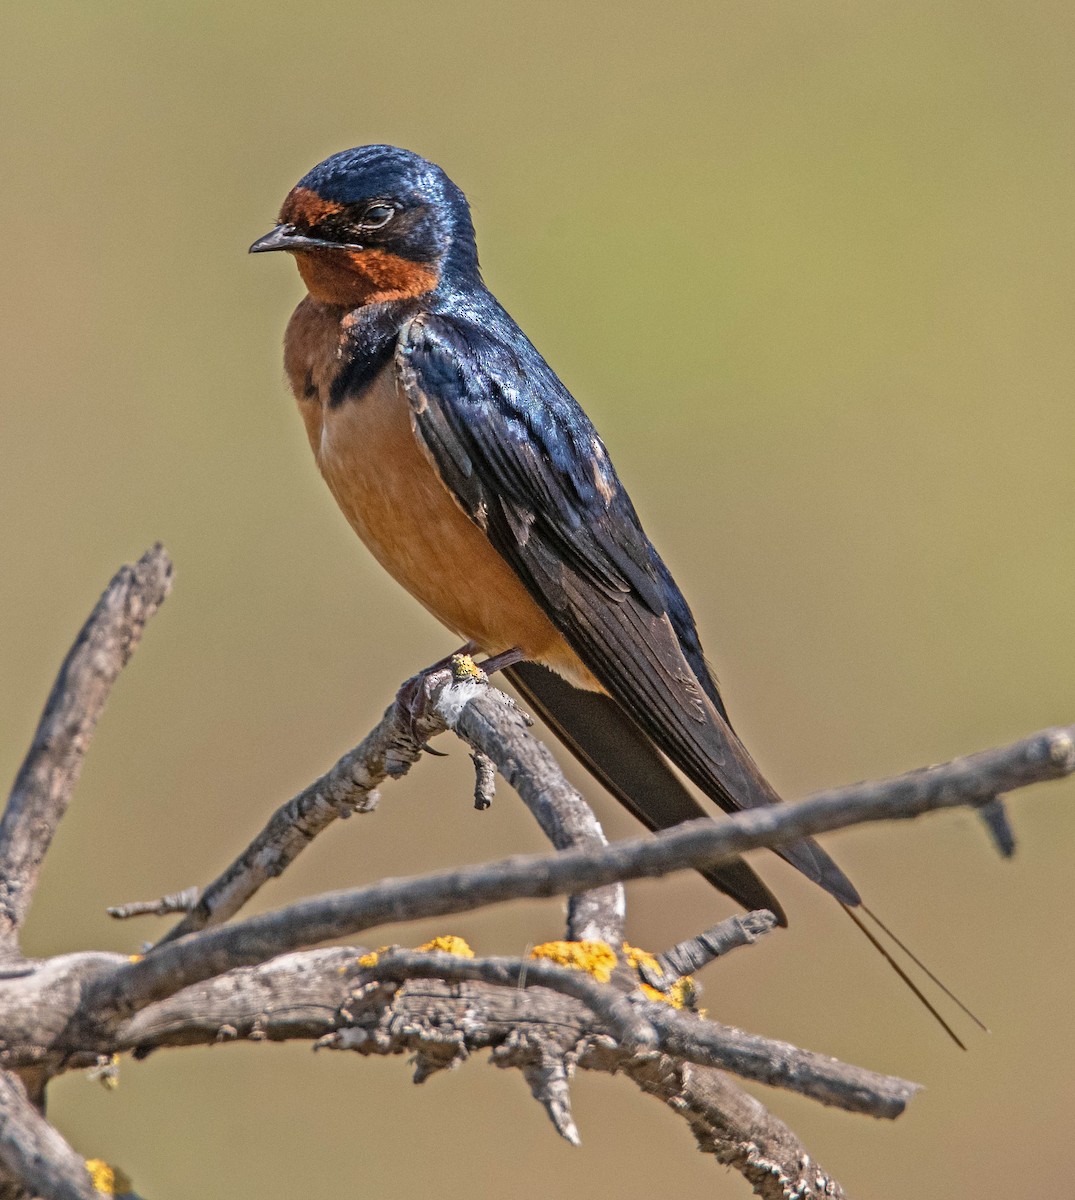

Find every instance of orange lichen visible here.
[417,935,475,958]
[530,940,617,983]
[85,1159,133,1196]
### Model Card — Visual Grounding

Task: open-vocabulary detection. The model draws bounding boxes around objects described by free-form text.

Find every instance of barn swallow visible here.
[251,145,975,1040]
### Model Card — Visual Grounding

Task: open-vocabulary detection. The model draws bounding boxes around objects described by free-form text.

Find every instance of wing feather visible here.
[396,312,858,905]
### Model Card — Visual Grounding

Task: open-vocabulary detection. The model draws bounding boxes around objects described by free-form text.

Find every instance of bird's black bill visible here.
[248,224,362,254]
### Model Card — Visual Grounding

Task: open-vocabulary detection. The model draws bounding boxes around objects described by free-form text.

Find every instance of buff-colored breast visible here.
[283,297,601,691]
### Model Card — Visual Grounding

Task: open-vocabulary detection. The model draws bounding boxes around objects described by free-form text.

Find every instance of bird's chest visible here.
[281,298,566,658]
[285,304,458,576]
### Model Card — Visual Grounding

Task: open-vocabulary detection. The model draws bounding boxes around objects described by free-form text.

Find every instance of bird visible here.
[250,144,976,1041]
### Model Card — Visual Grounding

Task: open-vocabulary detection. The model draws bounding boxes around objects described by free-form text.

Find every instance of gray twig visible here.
[0,545,173,955]
[152,667,469,945]
[975,796,1017,858]
[470,749,496,810]
[521,1055,580,1145]
[639,911,779,989]
[107,888,200,921]
[641,1004,918,1117]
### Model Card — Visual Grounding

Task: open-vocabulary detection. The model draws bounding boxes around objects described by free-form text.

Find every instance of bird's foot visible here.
[477,646,525,677]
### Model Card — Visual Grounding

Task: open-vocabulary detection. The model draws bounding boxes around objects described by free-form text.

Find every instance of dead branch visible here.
[153,656,624,948]
[81,710,1072,1030]
[0,1071,99,1200]
[0,545,172,954]
[0,548,1070,1200]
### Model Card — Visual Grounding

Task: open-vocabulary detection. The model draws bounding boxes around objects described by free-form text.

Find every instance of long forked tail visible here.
[505,661,985,1047]
[841,902,988,1050]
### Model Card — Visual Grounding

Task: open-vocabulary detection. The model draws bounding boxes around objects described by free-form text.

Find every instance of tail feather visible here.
[505,661,788,924]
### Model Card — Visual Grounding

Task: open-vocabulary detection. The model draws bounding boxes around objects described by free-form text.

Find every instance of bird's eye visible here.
[360,203,396,229]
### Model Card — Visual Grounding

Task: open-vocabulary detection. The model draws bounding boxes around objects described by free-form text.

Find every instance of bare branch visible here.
[364,948,658,1050]
[345,948,916,1116]
[112,948,851,1187]
[0,1070,97,1200]
[0,545,173,954]
[3,552,1069,1198]
[150,670,467,945]
[82,721,1073,1028]
[153,659,625,947]
[106,889,199,921]
[639,911,779,988]
[450,678,625,944]
[625,1060,848,1200]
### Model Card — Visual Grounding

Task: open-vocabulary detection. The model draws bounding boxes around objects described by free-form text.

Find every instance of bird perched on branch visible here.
[251,144,974,1043]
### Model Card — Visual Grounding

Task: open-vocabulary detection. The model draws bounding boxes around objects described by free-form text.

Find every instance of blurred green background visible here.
[2,2,1073,1196]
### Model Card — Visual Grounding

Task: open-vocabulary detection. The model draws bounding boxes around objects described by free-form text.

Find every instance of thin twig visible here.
[470,749,496,810]
[0,545,173,954]
[641,1004,918,1117]
[639,911,779,988]
[106,888,200,921]
[975,796,1016,857]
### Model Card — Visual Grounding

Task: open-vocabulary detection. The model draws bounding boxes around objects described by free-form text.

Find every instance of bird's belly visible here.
[302,360,600,690]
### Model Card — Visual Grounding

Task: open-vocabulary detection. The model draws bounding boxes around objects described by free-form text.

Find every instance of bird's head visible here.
[250,144,478,307]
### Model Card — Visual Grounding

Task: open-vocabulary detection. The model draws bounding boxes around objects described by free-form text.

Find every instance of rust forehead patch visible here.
[279,186,345,228]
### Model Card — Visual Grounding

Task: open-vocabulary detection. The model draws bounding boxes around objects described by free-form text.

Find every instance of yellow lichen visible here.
[417,935,475,958]
[450,653,483,681]
[530,940,617,983]
[357,945,393,968]
[622,942,661,977]
[85,1159,132,1196]
[622,942,695,1009]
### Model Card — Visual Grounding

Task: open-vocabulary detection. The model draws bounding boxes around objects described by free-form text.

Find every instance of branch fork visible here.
[0,547,1070,1200]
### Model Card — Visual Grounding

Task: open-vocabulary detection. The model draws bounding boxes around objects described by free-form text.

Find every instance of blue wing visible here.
[396,307,858,906]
